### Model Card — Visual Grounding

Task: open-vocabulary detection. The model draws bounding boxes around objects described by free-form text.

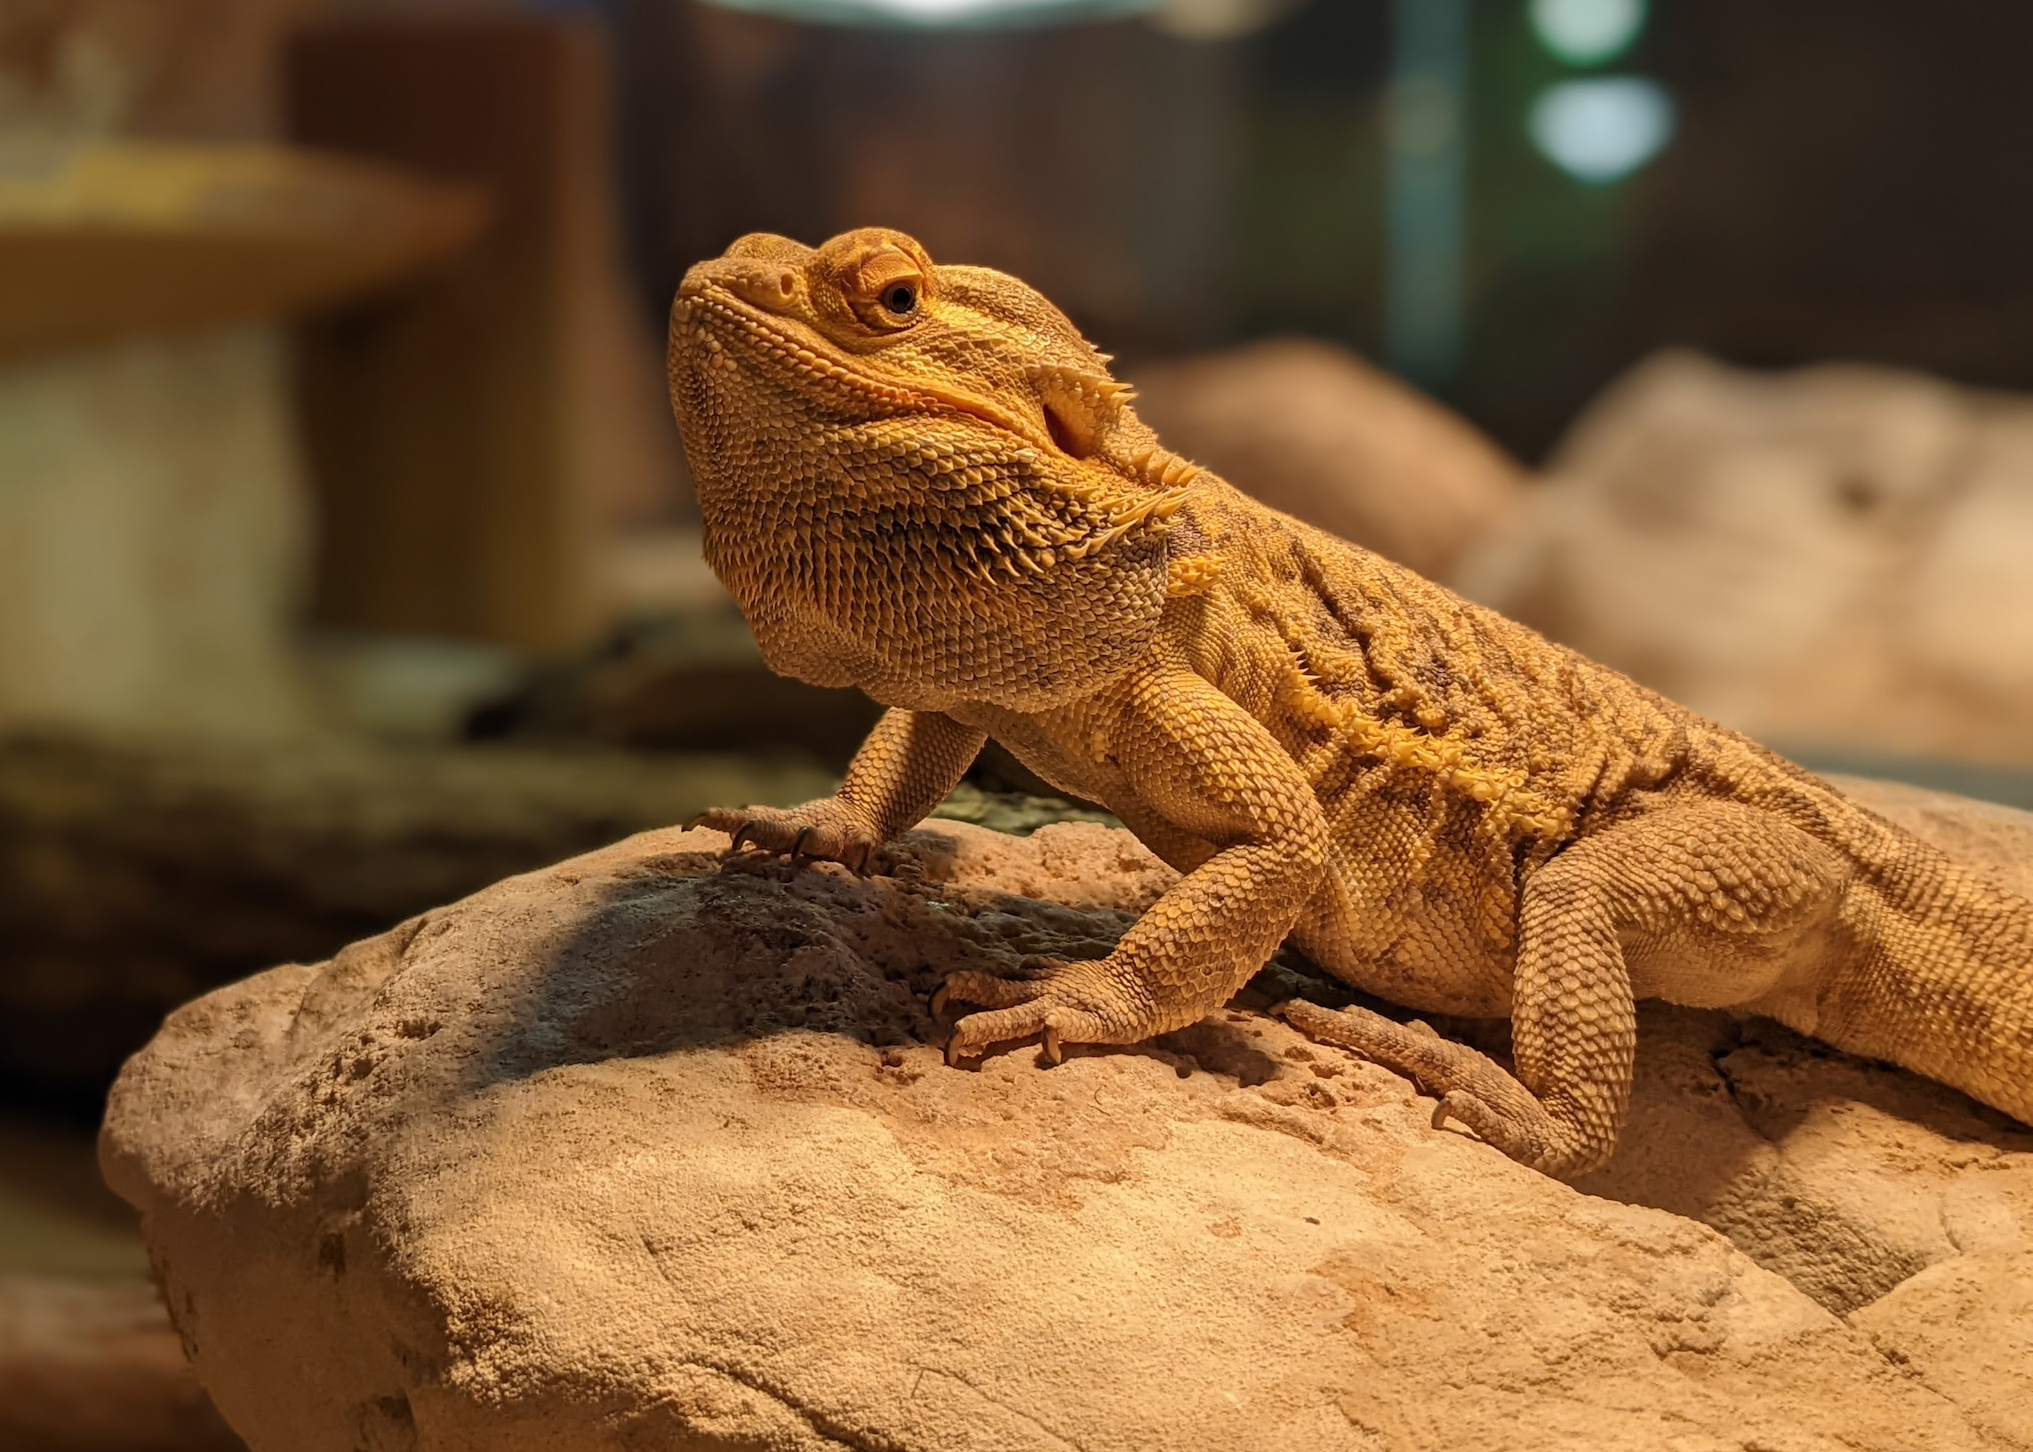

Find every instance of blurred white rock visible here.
[0,326,318,741]
[1131,337,1525,578]
[1455,350,2033,765]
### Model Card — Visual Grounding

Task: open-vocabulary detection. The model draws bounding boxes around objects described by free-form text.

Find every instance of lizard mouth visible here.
[674,283,1064,458]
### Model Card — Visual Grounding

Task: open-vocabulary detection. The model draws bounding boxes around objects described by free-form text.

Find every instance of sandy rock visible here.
[104,784,2033,1451]
[1851,1251,2033,1449]
[1577,1006,2033,1311]
[1455,350,2033,765]
[1130,338,1525,577]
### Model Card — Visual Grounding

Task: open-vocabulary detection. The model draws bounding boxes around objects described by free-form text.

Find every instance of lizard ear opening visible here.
[1033,364,1129,462]
[1042,394,1097,459]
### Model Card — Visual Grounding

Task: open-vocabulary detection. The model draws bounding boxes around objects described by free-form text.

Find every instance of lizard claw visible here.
[690,800,885,873]
[936,961,1121,1068]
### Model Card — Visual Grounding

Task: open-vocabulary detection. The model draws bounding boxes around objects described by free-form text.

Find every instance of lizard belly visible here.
[1291,788,1522,1017]
[951,705,1247,878]
[978,724,1224,873]
[953,709,1127,812]
[1294,876,1518,1017]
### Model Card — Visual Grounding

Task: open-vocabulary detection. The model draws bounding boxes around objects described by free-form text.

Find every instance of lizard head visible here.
[667,227,1194,711]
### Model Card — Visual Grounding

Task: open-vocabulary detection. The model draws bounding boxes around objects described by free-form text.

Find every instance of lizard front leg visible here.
[939,664,1329,1064]
[695,708,986,872]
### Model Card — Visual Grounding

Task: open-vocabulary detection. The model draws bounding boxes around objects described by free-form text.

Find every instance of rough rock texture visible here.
[104,779,2033,1452]
[1130,338,1524,577]
[1455,350,2033,765]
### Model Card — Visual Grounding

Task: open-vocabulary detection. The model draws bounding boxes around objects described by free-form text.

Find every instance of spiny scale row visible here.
[1274,635,1573,842]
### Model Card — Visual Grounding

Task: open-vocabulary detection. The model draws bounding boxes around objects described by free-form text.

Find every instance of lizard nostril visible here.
[723,268,798,311]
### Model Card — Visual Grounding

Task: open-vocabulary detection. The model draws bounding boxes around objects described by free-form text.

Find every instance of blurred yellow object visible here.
[0,139,489,362]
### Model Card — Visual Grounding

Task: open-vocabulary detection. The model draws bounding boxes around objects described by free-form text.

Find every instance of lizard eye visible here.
[845,248,927,331]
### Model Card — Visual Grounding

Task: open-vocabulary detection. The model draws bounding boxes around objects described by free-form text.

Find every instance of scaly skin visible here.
[668,227,2033,1177]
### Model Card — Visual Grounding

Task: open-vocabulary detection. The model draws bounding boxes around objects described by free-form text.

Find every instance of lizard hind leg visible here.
[1284,801,1852,1178]
[936,957,1128,1066]
[1280,831,1644,1177]
[1276,976,1630,1179]
[1275,1000,1571,1168]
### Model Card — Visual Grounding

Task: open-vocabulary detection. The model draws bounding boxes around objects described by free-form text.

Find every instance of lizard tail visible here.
[1820,830,2033,1127]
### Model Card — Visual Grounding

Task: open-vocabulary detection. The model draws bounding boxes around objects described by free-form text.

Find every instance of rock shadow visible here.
[445,836,1233,1099]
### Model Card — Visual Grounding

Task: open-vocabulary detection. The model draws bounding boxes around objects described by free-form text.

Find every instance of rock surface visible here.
[1130,338,1525,577]
[1455,350,2033,765]
[103,779,2033,1451]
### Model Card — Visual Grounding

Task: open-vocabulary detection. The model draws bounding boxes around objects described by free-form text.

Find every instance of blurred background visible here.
[4,0,2033,1444]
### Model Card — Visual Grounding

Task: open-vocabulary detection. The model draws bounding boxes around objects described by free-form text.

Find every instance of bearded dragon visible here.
[667,227,2033,1177]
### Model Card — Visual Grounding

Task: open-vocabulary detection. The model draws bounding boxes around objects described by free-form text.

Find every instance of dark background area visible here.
[591,0,2033,459]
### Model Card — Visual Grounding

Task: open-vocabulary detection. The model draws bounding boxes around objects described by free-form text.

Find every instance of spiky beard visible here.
[686,402,1175,713]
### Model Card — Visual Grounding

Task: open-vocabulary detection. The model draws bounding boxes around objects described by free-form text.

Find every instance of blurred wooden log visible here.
[288,18,677,653]
[0,733,834,1110]
[0,141,486,363]
[0,1276,245,1452]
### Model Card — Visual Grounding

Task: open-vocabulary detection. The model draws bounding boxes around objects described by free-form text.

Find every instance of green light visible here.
[1528,76,1674,183]
[1528,0,1646,67]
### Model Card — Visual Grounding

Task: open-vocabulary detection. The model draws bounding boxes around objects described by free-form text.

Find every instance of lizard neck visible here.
[696,427,1174,713]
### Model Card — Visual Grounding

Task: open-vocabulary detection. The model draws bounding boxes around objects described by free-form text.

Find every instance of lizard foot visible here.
[1276,999,1595,1176]
[935,957,1123,1067]
[690,799,884,875]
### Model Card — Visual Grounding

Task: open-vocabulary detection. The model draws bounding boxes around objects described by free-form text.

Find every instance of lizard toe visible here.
[944,999,1110,1068]
[934,955,1071,1012]
[934,967,1048,1016]
[939,959,1120,1065]
[1430,1089,1609,1178]
[693,800,885,871]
